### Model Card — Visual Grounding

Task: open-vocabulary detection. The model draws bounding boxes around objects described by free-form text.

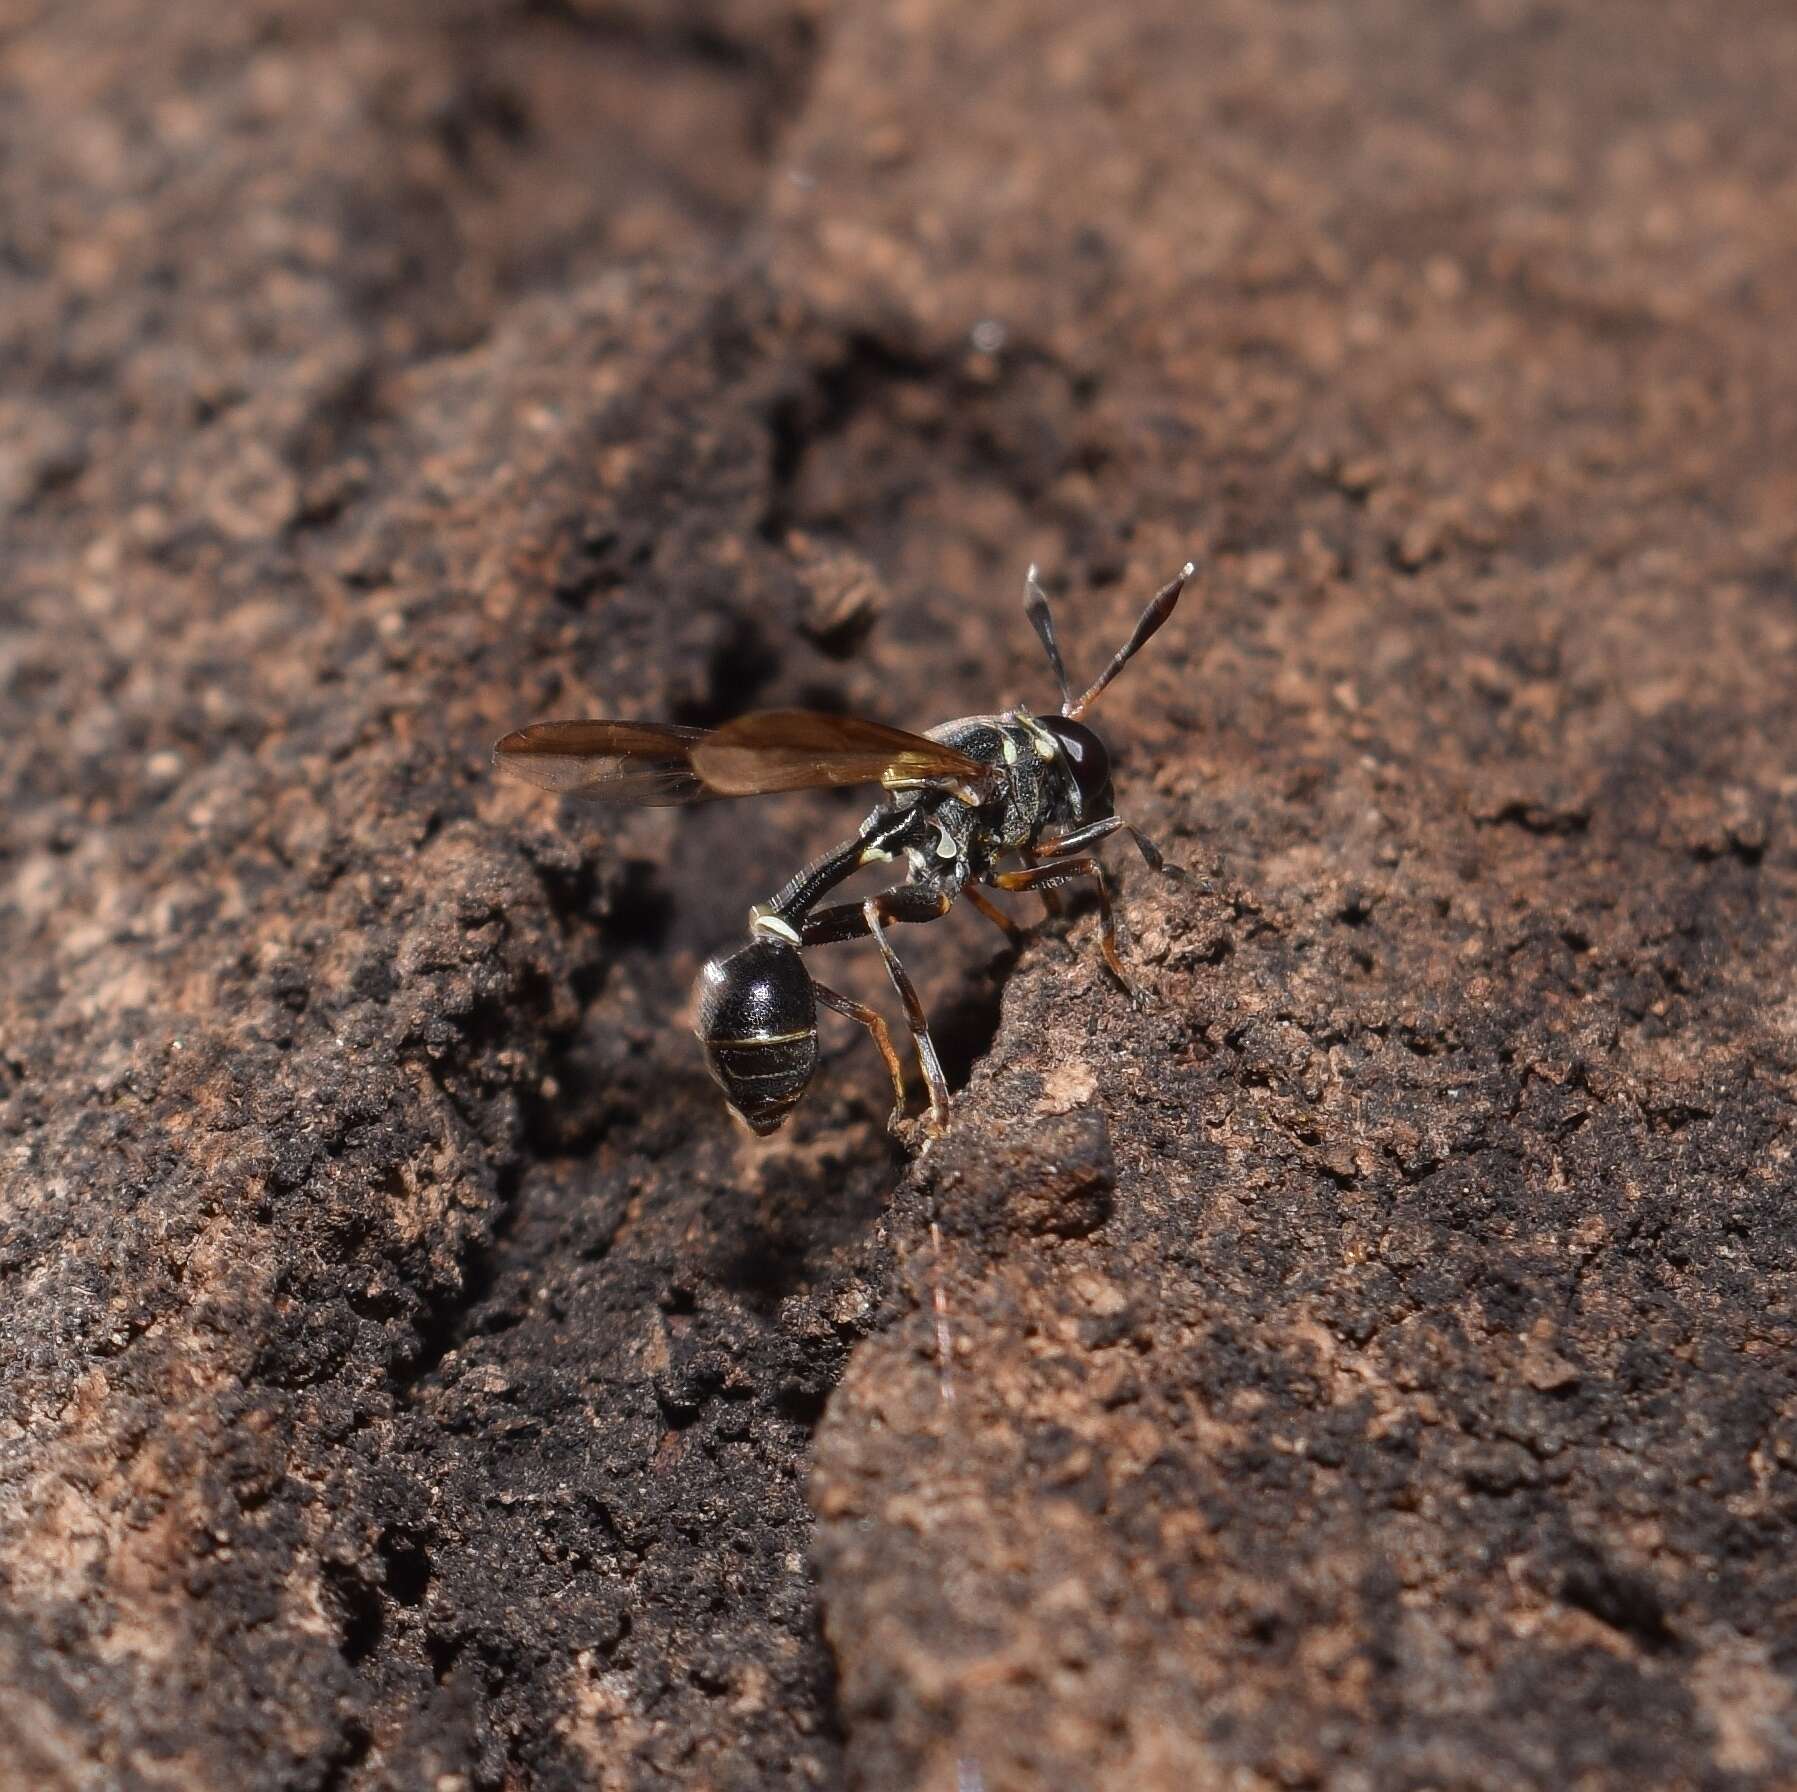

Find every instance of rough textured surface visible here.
[2,1,1795,1789]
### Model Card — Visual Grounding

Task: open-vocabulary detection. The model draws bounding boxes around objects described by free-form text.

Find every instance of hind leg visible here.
[801,884,954,1136]
[813,980,908,1133]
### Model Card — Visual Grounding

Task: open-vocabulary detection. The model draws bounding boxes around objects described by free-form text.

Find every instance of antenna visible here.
[1022,564,1073,712]
[1066,560,1196,720]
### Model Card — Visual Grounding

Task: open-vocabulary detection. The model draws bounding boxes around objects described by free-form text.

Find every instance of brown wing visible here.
[492,720,713,806]
[689,709,991,797]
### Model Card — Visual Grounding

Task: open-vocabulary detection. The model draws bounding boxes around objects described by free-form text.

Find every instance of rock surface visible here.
[2,2,1795,1789]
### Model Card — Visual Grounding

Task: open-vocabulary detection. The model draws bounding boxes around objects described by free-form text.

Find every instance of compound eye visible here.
[1041,716,1112,814]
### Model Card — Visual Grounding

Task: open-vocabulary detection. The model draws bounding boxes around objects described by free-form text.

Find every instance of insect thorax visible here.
[924,712,1067,851]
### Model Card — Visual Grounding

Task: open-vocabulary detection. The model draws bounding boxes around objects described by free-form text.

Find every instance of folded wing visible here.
[690,710,989,796]
[493,710,991,806]
[492,720,711,805]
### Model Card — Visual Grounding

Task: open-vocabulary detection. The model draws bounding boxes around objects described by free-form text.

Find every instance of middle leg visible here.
[963,883,1026,945]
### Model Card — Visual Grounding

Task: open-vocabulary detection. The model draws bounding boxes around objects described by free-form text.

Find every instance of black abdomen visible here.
[693,938,818,1135]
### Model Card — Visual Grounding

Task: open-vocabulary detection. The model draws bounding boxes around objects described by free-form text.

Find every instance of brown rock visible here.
[4,2,1796,1790]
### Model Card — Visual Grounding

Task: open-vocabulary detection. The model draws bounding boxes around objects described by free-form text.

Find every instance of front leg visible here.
[1035,814,1124,857]
[993,854,1138,1003]
[1018,814,1194,995]
[1037,813,1191,881]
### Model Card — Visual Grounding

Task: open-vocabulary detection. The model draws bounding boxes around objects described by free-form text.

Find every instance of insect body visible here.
[692,937,819,1135]
[495,561,1194,1139]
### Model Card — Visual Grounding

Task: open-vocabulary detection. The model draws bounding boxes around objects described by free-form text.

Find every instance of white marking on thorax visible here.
[1014,710,1060,760]
[749,909,801,945]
